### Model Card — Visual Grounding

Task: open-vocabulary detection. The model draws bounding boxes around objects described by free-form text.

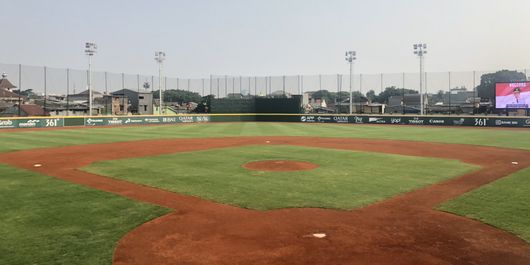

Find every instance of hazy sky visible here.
[1,0,530,78]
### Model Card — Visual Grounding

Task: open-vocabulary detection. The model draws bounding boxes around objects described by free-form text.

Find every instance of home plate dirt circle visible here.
[243,160,319,171]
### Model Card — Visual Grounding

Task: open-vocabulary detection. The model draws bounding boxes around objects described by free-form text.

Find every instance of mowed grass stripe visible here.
[83,145,479,210]
[0,164,170,265]
[1,122,530,153]
[439,167,530,243]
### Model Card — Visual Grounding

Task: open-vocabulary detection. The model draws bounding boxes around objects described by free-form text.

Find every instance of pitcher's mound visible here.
[243,160,319,172]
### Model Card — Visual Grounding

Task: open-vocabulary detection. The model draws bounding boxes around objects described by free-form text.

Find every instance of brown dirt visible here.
[1,136,529,265]
[243,160,319,171]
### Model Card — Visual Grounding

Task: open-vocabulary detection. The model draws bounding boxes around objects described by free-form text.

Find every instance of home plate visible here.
[312,233,326,238]
[33,164,43,168]
[512,162,519,165]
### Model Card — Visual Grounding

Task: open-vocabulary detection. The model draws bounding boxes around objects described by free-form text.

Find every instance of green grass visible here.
[1,122,530,153]
[439,167,530,243]
[0,164,170,265]
[83,145,478,210]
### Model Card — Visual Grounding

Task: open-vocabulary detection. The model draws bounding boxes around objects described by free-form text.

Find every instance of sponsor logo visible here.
[195,116,210,122]
[353,116,364,124]
[86,118,104,126]
[317,116,332,122]
[390,118,401,124]
[144,118,161,123]
[0,120,14,128]
[453,118,465,125]
[107,118,123,125]
[428,119,445,125]
[333,116,349,123]
[474,118,487,127]
[408,117,424,125]
[45,119,60,127]
[525,119,530,126]
[18,119,40,128]
[301,116,315,122]
[368,117,386,124]
[495,120,518,126]
[125,118,144,124]
[178,116,194,123]
[163,117,177,123]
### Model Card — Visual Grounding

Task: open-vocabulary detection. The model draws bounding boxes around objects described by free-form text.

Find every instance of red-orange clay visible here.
[243,160,319,171]
[1,136,529,265]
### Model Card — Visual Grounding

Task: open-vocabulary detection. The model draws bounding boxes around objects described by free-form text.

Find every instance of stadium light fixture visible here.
[84,42,97,116]
[154,51,166,114]
[413,43,427,115]
[345,51,356,114]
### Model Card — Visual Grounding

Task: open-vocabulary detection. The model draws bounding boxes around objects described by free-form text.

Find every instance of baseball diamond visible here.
[0,122,529,265]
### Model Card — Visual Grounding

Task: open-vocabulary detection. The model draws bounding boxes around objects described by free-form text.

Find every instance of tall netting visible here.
[0,61,528,115]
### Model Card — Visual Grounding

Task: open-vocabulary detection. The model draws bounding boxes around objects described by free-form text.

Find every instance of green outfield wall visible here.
[0,114,529,130]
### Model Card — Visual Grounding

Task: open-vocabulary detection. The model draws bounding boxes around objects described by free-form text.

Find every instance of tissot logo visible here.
[408,117,424,124]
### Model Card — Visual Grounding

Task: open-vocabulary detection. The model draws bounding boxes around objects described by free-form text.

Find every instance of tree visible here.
[372,86,418,104]
[153,89,202,104]
[194,95,215,113]
[476,70,527,100]
[366,90,376,102]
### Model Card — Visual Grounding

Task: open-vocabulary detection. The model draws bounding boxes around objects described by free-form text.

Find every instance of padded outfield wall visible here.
[0,114,530,129]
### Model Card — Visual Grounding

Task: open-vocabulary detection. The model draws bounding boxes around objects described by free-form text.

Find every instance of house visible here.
[68,90,104,102]
[387,94,427,114]
[111,89,153,115]
[1,104,47,117]
[0,73,25,105]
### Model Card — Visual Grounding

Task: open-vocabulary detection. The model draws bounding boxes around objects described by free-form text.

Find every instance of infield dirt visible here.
[1,136,529,265]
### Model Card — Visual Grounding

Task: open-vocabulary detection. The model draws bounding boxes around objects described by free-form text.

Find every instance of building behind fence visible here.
[0,62,528,116]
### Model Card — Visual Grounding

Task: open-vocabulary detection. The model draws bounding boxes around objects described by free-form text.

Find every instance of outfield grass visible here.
[439,167,530,243]
[0,164,170,265]
[83,145,478,210]
[0,122,529,153]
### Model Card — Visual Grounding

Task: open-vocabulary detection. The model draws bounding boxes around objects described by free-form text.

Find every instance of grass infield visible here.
[0,164,170,265]
[439,167,530,243]
[83,145,479,210]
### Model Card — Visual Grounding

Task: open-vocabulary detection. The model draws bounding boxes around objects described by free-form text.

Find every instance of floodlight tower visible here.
[345,51,356,114]
[85,42,97,115]
[154,51,166,114]
[413,43,427,115]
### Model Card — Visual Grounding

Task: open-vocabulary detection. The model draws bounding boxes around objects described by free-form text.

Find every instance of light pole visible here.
[413,43,427,115]
[85,42,97,116]
[345,51,356,114]
[154,51,166,115]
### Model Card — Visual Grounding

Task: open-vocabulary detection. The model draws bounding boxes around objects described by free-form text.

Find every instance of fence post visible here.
[224,75,228,97]
[283,75,286,95]
[18,64,22,116]
[301,75,304,95]
[473,70,476,115]
[448,71,451,115]
[66,68,69,116]
[209,74,212,95]
[44,66,47,115]
[402,72,405,114]
[319,74,322,91]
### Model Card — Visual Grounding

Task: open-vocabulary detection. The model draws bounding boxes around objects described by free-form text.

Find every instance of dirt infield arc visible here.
[1,136,530,265]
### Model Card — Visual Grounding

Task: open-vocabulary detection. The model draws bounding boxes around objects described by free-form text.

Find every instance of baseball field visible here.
[1,122,529,265]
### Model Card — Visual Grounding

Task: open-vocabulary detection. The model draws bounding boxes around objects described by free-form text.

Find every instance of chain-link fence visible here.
[0,62,528,116]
